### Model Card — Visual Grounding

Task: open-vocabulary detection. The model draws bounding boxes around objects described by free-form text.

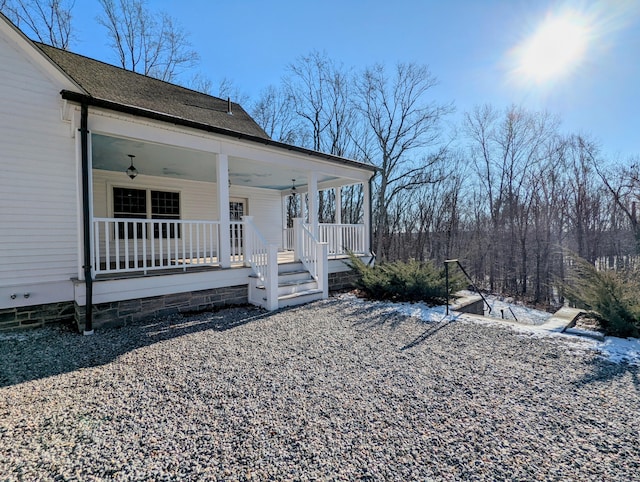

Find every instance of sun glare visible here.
[512,11,591,85]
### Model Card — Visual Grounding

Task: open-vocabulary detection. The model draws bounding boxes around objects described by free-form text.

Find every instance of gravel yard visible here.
[1,297,639,481]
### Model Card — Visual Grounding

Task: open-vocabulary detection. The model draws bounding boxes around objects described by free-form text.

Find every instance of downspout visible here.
[80,102,94,335]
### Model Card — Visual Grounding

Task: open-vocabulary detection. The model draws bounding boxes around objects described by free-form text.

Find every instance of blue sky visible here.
[66,0,639,160]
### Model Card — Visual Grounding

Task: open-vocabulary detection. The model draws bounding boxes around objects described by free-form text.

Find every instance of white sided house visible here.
[0,14,376,332]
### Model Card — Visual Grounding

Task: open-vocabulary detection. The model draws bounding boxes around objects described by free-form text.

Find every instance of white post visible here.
[335,185,342,225]
[281,194,288,249]
[293,217,303,262]
[242,215,253,268]
[362,180,371,255]
[217,153,231,268]
[266,244,279,310]
[319,243,329,299]
[308,171,318,236]
[335,185,343,256]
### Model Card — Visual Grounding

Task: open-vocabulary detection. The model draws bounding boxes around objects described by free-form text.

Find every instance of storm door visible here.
[229,198,247,255]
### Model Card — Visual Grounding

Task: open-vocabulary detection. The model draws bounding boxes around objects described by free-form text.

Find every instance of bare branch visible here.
[97,0,198,82]
[2,0,74,49]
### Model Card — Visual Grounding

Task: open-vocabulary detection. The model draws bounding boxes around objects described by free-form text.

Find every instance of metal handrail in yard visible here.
[444,259,492,316]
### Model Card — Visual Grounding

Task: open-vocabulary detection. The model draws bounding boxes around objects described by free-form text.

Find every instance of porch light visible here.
[291,179,296,195]
[126,154,138,180]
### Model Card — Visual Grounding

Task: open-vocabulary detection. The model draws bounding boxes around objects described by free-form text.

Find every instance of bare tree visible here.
[1,0,73,49]
[251,85,304,145]
[284,50,333,152]
[187,72,214,95]
[465,105,558,294]
[561,135,607,261]
[97,0,198,82]
[283,51,362,225]
[354,62,453,259]
[595,154,640,252]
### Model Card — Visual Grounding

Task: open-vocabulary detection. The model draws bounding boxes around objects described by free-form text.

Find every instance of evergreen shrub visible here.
[565,254,640,338]
[347,253,463,305]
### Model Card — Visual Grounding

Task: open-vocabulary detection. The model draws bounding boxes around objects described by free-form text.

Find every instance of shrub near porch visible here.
[348,254,464,304]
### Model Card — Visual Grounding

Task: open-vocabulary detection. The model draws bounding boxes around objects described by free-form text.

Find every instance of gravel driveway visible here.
[1,297,639,481]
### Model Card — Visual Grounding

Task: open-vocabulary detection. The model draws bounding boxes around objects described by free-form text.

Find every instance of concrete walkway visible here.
[534,307,584,333]
[453,299,595,338]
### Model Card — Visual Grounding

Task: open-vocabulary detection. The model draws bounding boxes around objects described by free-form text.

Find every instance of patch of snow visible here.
[484,295,552,325]
[590,336,640,366]
[457,290,552,325]
[336,293,640,367]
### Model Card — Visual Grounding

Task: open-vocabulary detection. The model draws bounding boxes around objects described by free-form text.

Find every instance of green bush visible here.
[347,254,464,305]
[564,254,640,338]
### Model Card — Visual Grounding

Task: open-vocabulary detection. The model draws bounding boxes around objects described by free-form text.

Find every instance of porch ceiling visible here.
[91,134,341,190]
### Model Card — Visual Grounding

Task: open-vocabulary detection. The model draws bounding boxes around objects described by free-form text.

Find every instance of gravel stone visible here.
[1,297,639,480]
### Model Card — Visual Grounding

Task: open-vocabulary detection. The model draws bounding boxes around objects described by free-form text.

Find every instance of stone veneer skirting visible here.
[328,269,359,291]
[74,285,248,332]
[0,302,75,331]
[1,269,360,333]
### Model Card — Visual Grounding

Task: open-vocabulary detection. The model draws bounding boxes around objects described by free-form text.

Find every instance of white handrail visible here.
[299,222,319,279]
[242,217,269,280]
[244,216,278,310]
[93,218,221,275]
[296,219,328,298]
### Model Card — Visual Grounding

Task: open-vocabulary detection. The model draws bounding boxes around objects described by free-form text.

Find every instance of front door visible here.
[229,199,247,254]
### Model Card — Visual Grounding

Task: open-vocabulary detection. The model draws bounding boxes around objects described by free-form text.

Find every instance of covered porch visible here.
[83,124,373,310]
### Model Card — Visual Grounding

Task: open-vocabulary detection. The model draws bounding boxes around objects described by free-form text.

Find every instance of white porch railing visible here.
[317,223,366,258]
[283,226,294,251]
[285,223,367,257]
[92,218,221,275]
[230,220,244,264]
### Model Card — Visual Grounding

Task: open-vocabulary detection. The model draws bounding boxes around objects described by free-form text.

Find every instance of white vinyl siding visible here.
[92,171,284,248]
[0,30,78,293]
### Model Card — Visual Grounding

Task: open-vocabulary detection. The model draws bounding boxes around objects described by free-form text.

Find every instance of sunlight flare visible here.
[510,10,592,86]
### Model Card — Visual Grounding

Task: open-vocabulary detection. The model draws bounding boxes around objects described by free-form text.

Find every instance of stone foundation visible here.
[328,269,359,292]
[75,285,248,332]
[3,271,360,333]
[0,301,75,331]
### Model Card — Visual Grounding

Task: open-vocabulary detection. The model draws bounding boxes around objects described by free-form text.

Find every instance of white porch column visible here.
[281,194,288,249]
[217,153,231,268]
[335,185,342,225]
[307,171,318,236]
[363,180,371,255]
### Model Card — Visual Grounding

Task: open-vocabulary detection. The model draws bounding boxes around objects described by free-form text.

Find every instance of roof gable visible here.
[35,43,270,140]
[0,13,82,93]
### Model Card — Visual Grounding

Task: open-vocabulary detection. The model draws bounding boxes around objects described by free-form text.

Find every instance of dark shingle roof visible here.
[36,43,270,139]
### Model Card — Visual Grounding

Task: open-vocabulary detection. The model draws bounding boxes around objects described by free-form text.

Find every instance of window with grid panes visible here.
[112,187,180,239]
[113,187,146,239]
[151,190,180,238]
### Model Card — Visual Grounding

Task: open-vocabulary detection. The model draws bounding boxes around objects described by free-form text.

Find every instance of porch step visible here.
[249,260,323,309]
[277,269,313,283]
[277,261,306,274]
[276,288,324,308]
[256,276,317,296]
